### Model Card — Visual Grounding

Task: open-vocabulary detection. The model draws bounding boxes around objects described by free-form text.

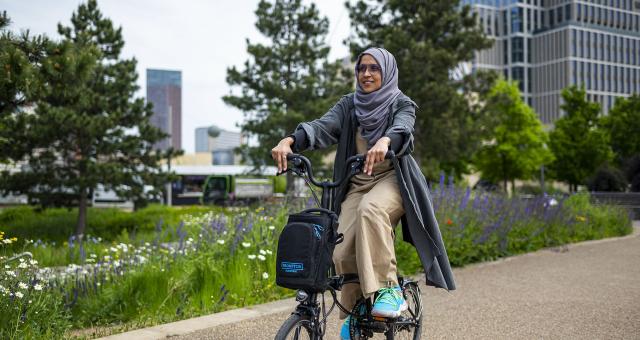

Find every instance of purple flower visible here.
[459,187,471,211]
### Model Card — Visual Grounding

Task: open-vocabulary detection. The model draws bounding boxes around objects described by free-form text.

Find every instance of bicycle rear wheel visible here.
[274,314,315,340]
[385,281,422,340]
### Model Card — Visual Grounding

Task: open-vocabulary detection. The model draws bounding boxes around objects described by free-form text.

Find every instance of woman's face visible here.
[357,54,382,93]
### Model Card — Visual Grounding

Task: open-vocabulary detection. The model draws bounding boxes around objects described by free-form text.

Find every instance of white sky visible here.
[1,0,352,153]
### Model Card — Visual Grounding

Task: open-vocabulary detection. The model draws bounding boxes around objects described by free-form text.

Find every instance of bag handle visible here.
[300,208,337,217]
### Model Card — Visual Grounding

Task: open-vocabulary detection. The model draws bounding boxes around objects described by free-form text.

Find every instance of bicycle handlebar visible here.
[279,150,395,188]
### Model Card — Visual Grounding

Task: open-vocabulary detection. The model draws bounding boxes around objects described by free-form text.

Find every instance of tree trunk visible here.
[76,186,88,237]
[511,179,516,196]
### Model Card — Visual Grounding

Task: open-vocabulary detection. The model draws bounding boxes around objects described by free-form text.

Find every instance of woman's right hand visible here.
[271,137,294,173]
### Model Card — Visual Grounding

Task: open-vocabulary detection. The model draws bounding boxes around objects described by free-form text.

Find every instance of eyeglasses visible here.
[356,63,381,74]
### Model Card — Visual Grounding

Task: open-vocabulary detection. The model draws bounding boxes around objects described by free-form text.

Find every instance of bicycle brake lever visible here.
[291,167,305,177]
[349,159,364,176]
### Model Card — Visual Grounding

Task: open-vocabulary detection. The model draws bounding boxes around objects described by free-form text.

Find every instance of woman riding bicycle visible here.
[271,47,456,340]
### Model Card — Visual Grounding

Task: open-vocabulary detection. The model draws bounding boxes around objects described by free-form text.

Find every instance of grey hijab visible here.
[354,47,402,148]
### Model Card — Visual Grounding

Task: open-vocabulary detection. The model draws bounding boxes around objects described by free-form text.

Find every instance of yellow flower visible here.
[10,237,17,242]
[576,215,587,222]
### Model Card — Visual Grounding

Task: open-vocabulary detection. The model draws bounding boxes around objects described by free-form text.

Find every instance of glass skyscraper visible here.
[146,69,182,150]
[463,0,640,124]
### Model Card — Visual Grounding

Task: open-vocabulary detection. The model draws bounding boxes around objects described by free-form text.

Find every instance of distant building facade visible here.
[195,127,209,153]
[147,69,182,150]
[464,0,640,123]
[194,125,244,165]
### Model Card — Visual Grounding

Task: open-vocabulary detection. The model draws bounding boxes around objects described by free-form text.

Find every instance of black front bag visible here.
[276,208,341,292]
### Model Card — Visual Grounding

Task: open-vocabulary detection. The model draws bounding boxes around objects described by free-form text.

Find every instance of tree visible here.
[0,11,49,162]
[600,94,640,188]
[224,0,353,171]
[601,95,640,162]
[473,79,553,194]
[548,86,612,192]
[346,0,495,178]
[627,156,640,192]
[0,1,171,236]
[586,163,628,192]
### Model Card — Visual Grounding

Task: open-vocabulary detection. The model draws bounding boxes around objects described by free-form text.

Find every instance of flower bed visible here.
[0,189,632,338]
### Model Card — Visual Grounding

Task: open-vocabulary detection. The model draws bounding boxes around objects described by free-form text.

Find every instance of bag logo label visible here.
[313,224,324,239]
[281,262,304,273]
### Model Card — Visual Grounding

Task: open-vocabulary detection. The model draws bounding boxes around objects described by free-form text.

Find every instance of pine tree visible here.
[1,1,171,236]
[0,11,49,162]
[548,86,612,192]
[473,79,553,193]
[224,0,352,171]
[346,0,495,178]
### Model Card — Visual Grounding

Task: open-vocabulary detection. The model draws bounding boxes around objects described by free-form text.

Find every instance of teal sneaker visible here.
[371,286,407,318]
[340,315,358,340]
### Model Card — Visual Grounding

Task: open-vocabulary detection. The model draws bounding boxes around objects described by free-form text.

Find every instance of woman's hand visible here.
[364,137,390,176]
[271,137,294,173]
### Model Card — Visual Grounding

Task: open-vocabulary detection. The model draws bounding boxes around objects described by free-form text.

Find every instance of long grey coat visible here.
[292,93,456,291]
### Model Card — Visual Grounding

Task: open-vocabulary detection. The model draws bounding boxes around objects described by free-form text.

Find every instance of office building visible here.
[194,125,244,165]
[147,69,182,150]
[464,0,640,123]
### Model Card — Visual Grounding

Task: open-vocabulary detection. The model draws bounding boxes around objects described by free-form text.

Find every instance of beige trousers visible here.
[332,170,405,318]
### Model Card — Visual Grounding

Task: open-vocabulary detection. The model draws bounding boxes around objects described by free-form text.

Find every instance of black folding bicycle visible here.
[274,152,423,340]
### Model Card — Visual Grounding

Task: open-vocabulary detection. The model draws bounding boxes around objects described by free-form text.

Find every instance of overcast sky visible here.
[1,0,353,153]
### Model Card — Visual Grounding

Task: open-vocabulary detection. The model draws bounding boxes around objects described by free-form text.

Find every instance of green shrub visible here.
[0,204,226,243]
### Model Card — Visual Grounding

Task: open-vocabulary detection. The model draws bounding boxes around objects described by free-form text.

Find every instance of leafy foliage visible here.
[600,94,640,191]
[548,86,613,191]
[473,79,553,192]
[0,11,49,162]
[625,155,640,192]
[586,163,628,192]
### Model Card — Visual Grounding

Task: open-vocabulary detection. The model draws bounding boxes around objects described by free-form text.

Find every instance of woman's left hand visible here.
[364,137,390,176]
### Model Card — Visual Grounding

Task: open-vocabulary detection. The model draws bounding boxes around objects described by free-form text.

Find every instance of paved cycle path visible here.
[104,222,640,340]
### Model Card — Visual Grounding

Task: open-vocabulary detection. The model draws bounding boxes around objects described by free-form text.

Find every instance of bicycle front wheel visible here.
[274,313,315,340]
